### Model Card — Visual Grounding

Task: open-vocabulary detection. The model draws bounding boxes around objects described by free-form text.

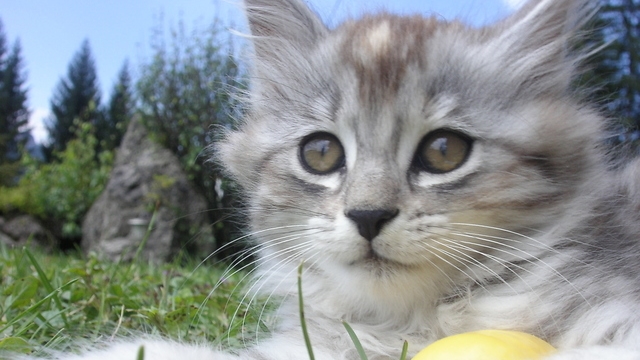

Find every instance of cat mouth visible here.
[353,248,407,270]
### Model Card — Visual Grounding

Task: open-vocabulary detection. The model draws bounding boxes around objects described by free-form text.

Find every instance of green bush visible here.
[0,161,21,187]
[137,19,245,255]
[0,122,113,239]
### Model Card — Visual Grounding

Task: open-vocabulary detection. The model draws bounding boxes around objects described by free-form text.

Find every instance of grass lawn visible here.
[0,245,265,357]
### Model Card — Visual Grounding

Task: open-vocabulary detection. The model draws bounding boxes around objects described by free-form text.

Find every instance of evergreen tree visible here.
[46,40,101,156]
[95,61,133,151]
[0,20,7,113]
[582,0,640,134]
[0,19,29,185]
[0,41,30,160]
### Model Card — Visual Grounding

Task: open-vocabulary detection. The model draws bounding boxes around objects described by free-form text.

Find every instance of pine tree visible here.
[0,20,6,107]
[46,40,101,156]
[0,20,29,160]
[582,0,640,134]
[95,61,133,151]
[0,19,29,185]
[0,40,30,160]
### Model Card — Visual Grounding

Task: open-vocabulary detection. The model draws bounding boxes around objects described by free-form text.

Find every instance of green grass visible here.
[0,244,264,357]
[1,247,410,360]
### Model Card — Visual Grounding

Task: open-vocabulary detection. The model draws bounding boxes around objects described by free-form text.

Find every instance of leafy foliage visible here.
[137,19,245,253]
[0,246,264,357]
[0,123,113,240]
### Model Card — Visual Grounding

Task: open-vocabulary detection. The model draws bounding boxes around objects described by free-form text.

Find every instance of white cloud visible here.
[502,0,527,9]
[28,108,50,144]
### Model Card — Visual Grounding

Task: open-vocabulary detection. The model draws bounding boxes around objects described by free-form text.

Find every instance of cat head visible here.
[217,0,605,300]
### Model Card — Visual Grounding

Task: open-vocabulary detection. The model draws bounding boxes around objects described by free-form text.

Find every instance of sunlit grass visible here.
[1,247,410,360]
[0,245,262,357]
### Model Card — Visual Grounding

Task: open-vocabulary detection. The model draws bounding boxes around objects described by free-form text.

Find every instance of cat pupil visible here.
[313,140,330,156]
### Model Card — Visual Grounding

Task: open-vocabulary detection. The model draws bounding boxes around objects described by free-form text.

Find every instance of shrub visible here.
[0,122,113,240]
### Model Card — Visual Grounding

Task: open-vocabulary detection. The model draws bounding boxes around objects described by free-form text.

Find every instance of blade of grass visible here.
[10,310,41,338]
[342,321,368,360]
[41,328,66,350]
[399,340,409,360]
[133,203,159,262]
[24,248,69,328]
[136,345,145,360]
[298,262,315,360]
[121,204,159,281]
[110,304,126,341]
[0,278,78,335]
[258,320,270,333]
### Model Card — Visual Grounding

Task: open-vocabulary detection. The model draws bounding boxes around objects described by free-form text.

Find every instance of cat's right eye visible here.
[299,132,345,175]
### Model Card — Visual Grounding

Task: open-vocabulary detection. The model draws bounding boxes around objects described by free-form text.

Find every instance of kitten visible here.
[25,0,640,359]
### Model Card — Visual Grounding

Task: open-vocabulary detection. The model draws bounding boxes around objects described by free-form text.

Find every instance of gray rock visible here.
[0,230,15,247]
[82,117,215,262]
[0,214,56,250]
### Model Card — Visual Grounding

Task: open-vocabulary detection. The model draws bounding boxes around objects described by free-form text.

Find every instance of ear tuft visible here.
[244,0,328,59]
[490,0,598,94]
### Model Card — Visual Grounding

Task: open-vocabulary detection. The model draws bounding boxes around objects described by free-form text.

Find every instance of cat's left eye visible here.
[299,132,345,175]
[414,130,472,174]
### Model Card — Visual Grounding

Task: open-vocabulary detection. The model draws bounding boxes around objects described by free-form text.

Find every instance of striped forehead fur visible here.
[339,14,437,102]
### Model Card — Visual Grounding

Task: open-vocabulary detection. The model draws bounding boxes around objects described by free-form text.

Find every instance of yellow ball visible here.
[412,330,556,360]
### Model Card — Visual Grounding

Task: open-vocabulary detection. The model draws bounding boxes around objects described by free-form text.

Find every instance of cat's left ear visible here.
[490,0,597,93]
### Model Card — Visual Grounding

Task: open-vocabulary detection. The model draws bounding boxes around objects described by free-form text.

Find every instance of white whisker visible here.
[445,227,591,306]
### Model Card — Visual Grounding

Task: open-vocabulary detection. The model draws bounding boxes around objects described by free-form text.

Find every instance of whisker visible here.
[415,242,482,288]
[436,236,529,295]
[429,238,513,292]
[191,224,316,273]
[214,227,327,342]
[252,247,324,343]
[190,227,325,332]
[236,242,317,346]
[445,228,591,306]
[253,250,326,344]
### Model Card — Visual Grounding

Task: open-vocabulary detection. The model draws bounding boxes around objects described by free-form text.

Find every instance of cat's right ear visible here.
[244,0,328,60]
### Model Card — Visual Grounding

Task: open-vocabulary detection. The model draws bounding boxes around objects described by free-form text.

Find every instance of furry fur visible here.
[23,0,640,359]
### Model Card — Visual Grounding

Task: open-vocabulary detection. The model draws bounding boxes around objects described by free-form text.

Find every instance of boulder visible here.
[0,214,56,250]
[82,118,215,262]
[0,230,13,247]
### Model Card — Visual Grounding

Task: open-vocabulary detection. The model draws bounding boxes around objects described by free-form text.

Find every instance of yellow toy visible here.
[412,330,556,360]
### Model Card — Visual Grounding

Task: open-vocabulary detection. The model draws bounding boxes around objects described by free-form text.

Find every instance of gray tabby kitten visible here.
[27,0,640,359]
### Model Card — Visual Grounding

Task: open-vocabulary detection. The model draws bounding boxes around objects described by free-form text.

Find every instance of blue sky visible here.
[1,0,522,143]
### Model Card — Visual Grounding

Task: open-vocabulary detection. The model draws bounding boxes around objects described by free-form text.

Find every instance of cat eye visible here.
[299,132,345,174]
[414,130,472,174]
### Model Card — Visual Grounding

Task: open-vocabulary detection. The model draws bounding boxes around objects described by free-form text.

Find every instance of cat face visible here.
[218,0,604,289]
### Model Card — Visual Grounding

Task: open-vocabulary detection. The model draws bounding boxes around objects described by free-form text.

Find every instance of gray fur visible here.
[218,0,640,358]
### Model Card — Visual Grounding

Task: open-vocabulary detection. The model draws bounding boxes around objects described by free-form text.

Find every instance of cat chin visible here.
[326,255,442,296]
[311,259,447,324]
